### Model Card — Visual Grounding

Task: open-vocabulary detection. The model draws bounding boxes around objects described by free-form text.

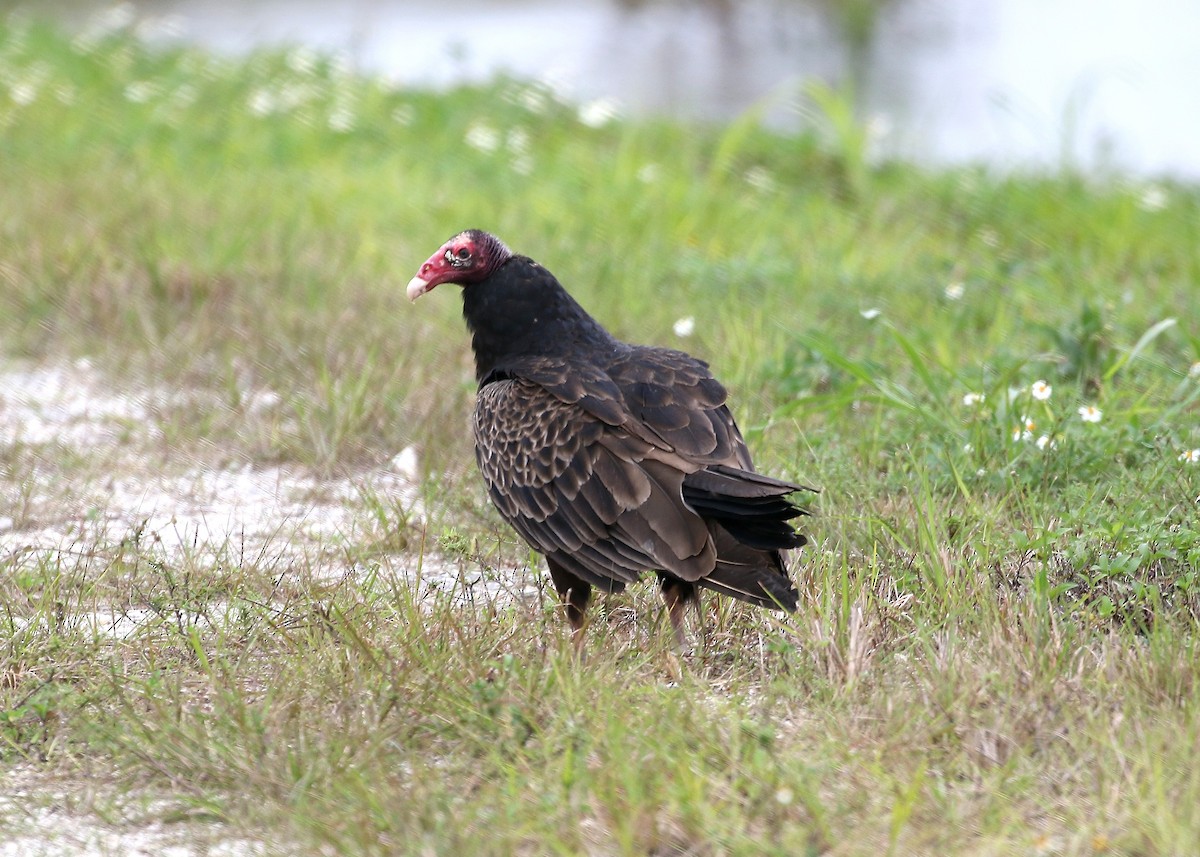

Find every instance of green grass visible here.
[2,14,1199,855]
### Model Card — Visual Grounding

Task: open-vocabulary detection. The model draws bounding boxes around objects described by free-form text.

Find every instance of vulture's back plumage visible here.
[407,230,811,641]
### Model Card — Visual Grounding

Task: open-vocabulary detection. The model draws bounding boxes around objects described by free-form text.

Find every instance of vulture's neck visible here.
[462,257,621,384]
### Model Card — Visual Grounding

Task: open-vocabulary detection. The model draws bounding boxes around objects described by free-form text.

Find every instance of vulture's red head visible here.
[406,229,512,301]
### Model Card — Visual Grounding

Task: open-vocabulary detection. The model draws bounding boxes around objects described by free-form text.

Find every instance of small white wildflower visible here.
[464,122,500,153]
[276,83,314,110]
[247,88,275,116]
[1189,361,1200,379]
[1036,434,1056,450]
[977,227,1000,247]
[1078,405,1103,423]
[963,443,973,453]
[506,127,530,154]
[1137,184,1168,212]
[744,166,777,192]
[774,787,794,806]
[1031,380,1052,401]
[518,86,549,114]
[1179,449,1200,464]
[10,82,36,106]
[124,81,155,103]
[944,281,964,300]
[392,104,415,125]
[673,316,696,338]
[1013,415,1036,441]
[287,47,318,75]
[328,106,355,132]
[976,468,986,477]
[860,308,882,321]
[578,96,620,128]
[636,163,661,184]
[962,392,985,407]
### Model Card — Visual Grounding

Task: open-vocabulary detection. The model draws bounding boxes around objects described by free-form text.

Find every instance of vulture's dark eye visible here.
[457,248,471,260]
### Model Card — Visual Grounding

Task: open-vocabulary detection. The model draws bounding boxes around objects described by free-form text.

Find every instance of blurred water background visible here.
[22,0,1200,178]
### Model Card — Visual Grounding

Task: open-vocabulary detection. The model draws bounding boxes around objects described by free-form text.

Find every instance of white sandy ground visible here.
[0,765,268,857]
[1,359,423,573]
[0,358,535,854]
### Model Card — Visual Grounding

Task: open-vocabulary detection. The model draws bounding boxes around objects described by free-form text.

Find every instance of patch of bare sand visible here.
[0,764,268,857]
[0,357,516,590]
[0,763,267,849]
[1,358,417,565]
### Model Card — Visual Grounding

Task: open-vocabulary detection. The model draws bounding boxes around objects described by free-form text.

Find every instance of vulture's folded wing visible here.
[473,376,718,589]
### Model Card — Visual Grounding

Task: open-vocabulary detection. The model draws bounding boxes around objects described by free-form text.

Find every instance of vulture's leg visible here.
[658,575,698,652]
[546,557,591,651]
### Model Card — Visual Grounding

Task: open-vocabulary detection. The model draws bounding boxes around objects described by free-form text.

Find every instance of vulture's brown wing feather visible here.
[607,347,753,469]
[473,373,717,589]
[605,348,809,608]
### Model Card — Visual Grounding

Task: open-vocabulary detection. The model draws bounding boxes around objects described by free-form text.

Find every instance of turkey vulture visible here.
[407,229,811,646]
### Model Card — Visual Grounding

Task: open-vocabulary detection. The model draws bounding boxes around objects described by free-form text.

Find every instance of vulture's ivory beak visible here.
[406,276,431,301]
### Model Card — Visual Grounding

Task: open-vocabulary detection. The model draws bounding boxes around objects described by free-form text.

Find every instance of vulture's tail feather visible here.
[682,465,810,552]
